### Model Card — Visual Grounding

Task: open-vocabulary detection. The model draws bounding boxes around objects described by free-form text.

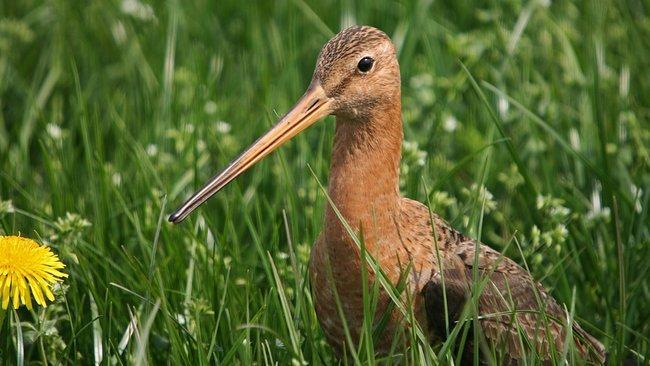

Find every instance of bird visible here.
[169,25,606,364]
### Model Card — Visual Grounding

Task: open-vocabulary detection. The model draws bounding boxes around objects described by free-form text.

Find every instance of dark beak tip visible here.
[168,211,183,224]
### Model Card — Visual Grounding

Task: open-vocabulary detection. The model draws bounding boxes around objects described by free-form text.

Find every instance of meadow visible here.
[0,0,648,364]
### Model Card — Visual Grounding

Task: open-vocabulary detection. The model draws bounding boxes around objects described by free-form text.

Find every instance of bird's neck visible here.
[324,100,403,249]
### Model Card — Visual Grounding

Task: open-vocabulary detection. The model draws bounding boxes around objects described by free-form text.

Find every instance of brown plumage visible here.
[169,25,606,364]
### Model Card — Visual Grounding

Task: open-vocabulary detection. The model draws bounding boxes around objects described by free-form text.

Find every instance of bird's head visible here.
[314,26,400,120]
[169,26,400,223]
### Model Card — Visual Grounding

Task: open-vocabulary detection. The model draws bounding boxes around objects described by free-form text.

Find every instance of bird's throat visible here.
[324,102,403,251]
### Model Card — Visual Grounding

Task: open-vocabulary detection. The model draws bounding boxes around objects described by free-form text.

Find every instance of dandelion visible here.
[0,236,67,310]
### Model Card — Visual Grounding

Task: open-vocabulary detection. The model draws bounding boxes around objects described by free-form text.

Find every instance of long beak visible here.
[168,81,333,223]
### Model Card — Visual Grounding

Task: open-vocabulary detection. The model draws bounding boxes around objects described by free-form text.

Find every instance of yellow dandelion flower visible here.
[0,236,68,310]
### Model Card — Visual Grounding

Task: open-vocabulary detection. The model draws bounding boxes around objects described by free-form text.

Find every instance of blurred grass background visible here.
[1,0,648,364]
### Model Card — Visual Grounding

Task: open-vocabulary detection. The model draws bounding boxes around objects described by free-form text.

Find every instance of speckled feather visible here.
[305,26,606,364]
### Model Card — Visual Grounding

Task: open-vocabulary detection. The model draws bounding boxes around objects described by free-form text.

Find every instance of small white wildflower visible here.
[536,195,570,221]
[410,73,434,89]
[175,313,187,326]
[497,164,524,191]
[223,256,232,268]
[587,188,610,222]
[555,224,568,239]
[46,123,63,140]
[619,65,630,98]
[234,278,247,286]
[526,138,547,153]
[462,215,470,229]
[120,0,156,21]
[402,140,427,166]
[297,187,306,198]
[550,224,568,245]
[630,184,643,213]
[549,205,570,220]
[498,96,509,117]
[296,243,310,263]
[53,213,91,239]
[0,19,35,44]
[592,187,602,213]
[536,195,549,210]
[409,74,435,106]
[443,114,458,132]
[569,128,580,150]
[430,191,457,210]
[112,172,122,187]
[59,213,91,229]
[205,227,215,249]
[146,144,158,157]
[0,200,15,214]
[416,154,426,166]
[530,225,541,248]
[196,139,206,152]
[204,101,217,115]
[618,112,629,141]
[215,121,231,134]
[111,21,127,45]
[277,252,289,260]
[462,184,497,212]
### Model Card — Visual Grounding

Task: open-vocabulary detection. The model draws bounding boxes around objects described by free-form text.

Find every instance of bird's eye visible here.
[357,56,374,73]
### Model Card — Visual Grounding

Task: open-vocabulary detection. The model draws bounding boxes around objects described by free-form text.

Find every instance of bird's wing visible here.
[391,196,607,364]
[421,227,606,364]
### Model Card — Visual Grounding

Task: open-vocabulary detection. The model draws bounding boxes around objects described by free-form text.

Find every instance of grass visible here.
[1,0,649,364]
